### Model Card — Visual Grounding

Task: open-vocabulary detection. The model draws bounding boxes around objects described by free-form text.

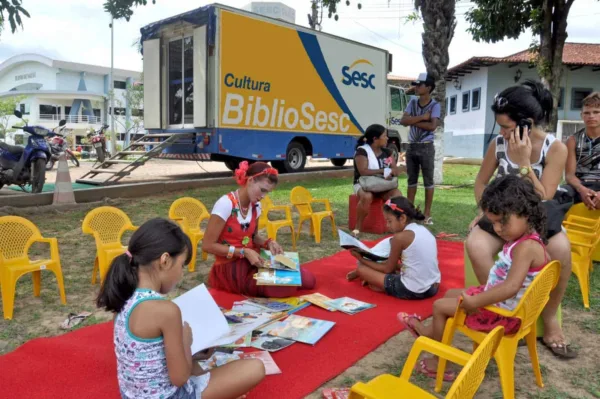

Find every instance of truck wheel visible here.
[283,142,306,173]
[387,141,400,164]
[330,158,347,167]
[31,158,47,194]
[224,160,239,171]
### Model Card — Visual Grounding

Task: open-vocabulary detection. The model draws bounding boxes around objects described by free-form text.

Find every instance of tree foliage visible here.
[103,0,156,21]
[0,0,30,35]
[0,95,26,139]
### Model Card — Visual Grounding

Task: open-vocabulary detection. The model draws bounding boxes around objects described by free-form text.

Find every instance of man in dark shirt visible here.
[400,73,440,224]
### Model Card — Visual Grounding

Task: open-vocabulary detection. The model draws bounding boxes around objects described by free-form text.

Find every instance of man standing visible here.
[400,73,440,224]
[563,92,600,209]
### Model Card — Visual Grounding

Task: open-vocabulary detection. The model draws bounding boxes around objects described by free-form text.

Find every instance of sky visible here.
[1,0,599,78]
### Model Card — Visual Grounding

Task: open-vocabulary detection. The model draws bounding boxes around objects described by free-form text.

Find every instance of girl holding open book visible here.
[348,196,441,300]
[203,161,316,297]
[97,218,265,399]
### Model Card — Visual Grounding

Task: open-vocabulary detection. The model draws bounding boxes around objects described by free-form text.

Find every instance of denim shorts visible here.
[384,273,439,300]
[120,373,210,399]
[406,142,435,189]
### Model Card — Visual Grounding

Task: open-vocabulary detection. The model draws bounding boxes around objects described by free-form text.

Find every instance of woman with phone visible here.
[466,80,576,359]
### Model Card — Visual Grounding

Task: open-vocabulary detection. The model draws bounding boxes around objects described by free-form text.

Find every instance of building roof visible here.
[446,42,600,81]
[0,54,141,79]
[387,74,415,82]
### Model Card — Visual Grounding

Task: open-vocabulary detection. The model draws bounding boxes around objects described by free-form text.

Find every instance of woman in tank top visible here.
[465,80,576,359]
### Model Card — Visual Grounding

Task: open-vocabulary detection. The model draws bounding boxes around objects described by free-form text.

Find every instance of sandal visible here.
[418,359,456,381]
[538,338,578,359]
[352,229,360,238]
[397,312,422,339]
[424,217,434,225]
[60,311,92,330]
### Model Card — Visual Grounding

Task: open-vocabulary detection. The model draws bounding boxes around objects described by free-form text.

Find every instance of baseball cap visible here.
[412,72,436,88]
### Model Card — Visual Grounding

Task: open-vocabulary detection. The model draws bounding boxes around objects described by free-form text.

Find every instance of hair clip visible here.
[494,94,508,110]
[384,199,404,213]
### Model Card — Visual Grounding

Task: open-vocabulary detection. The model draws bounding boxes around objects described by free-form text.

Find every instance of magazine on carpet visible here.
[260,250,300,271]
[300,293,337,312]
[266,315,335,345]
[250,331,296,352]
[338,229,391,261]
[198,350,282,375]
[325,297,376,315]
[322,388,351,399]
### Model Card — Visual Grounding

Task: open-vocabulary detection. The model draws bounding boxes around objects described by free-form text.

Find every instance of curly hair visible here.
[383,196,426,222]
[480,175,547,241]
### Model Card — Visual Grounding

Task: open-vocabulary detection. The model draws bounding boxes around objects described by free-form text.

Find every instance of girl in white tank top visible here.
[348,196,441,299]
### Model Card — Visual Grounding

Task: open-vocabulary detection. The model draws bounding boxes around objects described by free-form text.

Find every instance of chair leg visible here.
[201,251,209,261]
[330,215,338,238]
[290,226,297,251]
[32,270,41,297]
[574,263,590,309]
[313,215,322,244]
[91,257,99,285]
[1,274,16,320]
[436,320,456,392]
[52,264,67,305]
[525,330,543,388]
[188,244,198,273]
[494,341,518,399]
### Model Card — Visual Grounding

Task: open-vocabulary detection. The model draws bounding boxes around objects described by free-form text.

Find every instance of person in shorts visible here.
[400,73,441,224]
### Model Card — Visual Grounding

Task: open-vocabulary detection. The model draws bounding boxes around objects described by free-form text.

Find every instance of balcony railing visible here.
[39,114,102,124]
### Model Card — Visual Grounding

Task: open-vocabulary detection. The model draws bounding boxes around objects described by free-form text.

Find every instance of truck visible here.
[140,4,401,172]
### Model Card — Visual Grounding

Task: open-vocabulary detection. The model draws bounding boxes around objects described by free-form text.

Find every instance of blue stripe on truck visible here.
[297,31,364,134]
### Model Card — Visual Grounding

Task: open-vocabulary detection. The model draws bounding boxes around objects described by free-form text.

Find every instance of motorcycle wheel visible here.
[96,147,105,162]
[31,158,47,194]
[45,159,55,171]
[69,152,80,167]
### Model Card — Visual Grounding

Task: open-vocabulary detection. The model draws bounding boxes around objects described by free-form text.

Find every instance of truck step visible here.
[103,159,137,164]
[75,179,104,186]
[120,151,147,155]
[89,168,122,175]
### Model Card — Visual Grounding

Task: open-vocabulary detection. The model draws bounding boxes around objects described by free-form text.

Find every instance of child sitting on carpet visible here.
[399,175,549,381]
[97,218,265,399]
[347,196,441,300]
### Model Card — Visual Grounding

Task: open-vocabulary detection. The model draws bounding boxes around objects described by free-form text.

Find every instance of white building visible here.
[243,2,296,23]
[0,53,142,145]
[443,43,599,158]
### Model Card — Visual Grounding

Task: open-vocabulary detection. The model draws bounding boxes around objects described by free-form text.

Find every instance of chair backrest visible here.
[290,186,313,215]
[82,206,134,247]
[446,326,504,399]
[258,196,274,227]
[0,216,42,264]
[169,197,209,232]
[512,260,561,332]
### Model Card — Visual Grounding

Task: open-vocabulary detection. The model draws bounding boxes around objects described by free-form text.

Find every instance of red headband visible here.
[385,199,404,213]
[234,161,278,186]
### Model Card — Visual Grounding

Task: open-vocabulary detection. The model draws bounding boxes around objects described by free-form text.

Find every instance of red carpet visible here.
[0,240,464,399]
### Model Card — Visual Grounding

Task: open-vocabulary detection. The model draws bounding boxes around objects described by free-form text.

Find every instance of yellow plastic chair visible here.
[565,203,600,261]
[349,326,505,399]
[169,197,210,272]
[564,224,600,309]
[290,186,337,244]
[82,206,138,284]
[258,196,297,251]
[437,261,561,399]
[0,216,66,320]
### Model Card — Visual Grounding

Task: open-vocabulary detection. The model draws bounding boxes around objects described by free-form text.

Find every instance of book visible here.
[325,297,376,315]
[254,267,302,286]
[250,332,296,352]
[260,250,300,271]
[198,350,283,375]
[266,315,335,345]
[239,351,282,375]
[338,229,392,261]
[300,293,337,312]
[322,388,351,399]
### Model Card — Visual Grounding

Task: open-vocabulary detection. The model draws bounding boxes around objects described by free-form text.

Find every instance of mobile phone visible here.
[518,119,532,140]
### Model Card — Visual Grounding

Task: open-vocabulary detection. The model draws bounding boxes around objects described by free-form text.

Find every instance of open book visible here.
[260,250,299,271]
[338,229,391,261]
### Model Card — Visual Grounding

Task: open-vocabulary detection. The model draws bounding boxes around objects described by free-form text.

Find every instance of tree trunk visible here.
[538,0,573,132]
[309,0,319,29]
[416,0,456,184]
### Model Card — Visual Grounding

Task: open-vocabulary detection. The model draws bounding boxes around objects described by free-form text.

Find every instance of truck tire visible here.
[283,142,306,173]
[31,158,46,194]
[387,141,400,164]
[330,158,347,167]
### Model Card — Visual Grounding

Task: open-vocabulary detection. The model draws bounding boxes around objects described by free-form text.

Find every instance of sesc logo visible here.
[341,59,376,90]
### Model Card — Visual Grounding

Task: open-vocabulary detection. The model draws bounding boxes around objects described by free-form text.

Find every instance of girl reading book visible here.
[399,176,551,380]
[202,161,316,297]
[97,218,265,399]
[347,196,441,300]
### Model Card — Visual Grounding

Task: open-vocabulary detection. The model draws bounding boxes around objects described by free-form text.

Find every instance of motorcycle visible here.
[87,124,110,162]
[0,110,66,193]
[45,128,80,170]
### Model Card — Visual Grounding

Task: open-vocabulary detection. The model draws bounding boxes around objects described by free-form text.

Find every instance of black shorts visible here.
[384,273,439,300]
[406,142,435,189]
[555,182,600,205]
[477,199,570,240]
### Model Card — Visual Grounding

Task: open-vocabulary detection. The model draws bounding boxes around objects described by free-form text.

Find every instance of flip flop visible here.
[418,359,456,382]
[60,311,92,330]
[397,312,422,339]
[424,217,434,225]
[538,338,578,359]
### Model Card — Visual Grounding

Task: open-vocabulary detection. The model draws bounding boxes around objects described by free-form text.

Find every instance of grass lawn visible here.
[1,164,599,398]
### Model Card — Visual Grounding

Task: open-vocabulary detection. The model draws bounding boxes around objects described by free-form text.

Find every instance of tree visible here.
[412,0,458,184]
[0,95,25,139]
[465,0,587,131]
[103,0,156,21]
[0,0,30,35]
[308,0,363,29]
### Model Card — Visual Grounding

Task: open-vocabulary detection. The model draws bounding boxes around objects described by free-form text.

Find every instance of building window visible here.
[390,87,403,112]
[571,88,593,110]
[471,88,481,110]
[19,103,30,115]
[110,107,126,116]
[93,109,101,117]
[462,91,470,112]
[132,108,144,117]
[114,80,127,90]
[39,104,59,116]
[445,97,448,115]
[557,88,565,109]
[449,96,457,115]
